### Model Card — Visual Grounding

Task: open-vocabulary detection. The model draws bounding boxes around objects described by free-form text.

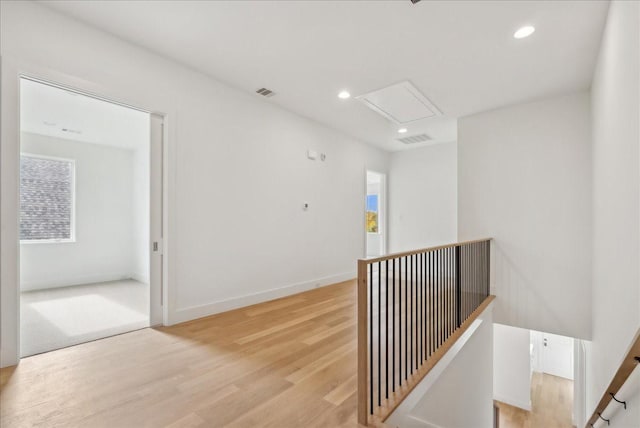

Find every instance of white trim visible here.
[20,272,134,292]
[492,393,532,412]
[19,152,76,244]
[170,271,356,325]
[366,169,387,255]
[402,415,445,428]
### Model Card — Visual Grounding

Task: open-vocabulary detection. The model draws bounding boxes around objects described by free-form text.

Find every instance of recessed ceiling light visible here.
[514,26,535,39]
[398,128,408,134]
[338,90,351,99]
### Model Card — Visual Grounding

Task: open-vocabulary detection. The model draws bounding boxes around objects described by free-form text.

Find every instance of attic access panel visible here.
[356,81,441,125]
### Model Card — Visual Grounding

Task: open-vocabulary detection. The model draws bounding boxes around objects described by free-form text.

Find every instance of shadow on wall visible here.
[492,242,573,338]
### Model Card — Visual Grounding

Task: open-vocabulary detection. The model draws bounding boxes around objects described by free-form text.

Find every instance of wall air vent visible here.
[357,81,441,124]
[256,87,275,98]
[397,133,432,145]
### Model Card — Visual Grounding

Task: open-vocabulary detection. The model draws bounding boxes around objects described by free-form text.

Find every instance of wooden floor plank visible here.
[1,278,568,428]
[0,280,364,428]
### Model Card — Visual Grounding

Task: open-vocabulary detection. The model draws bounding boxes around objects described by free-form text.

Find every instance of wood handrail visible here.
[360,238,492,264]
[586,328,640,427]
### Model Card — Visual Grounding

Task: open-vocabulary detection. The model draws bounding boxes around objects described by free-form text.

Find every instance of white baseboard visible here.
[130,272,149,284]
[401,415,444,428]
[493,393,532,411]
[20,272,133,291]
[170,271,356,325]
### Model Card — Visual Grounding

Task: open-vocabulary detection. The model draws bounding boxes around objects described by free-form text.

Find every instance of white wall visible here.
[0,1,389,366]
[391,304,494,428]
[458,92,592,340]
[586,0,640,423]
[131,138,150,284]
[494,323,531,411]
[20,133,140,290]
[388,142,457,253]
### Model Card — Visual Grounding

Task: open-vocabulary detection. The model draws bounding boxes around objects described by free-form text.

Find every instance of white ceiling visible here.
[20,78,149,150]
[41,0,609,152]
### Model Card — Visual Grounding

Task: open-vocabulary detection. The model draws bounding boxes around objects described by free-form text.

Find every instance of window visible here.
[366,194,379,233]
[20,154,75,242]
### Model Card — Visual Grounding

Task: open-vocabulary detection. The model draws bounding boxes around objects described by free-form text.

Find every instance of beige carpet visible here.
[20,279,149,357]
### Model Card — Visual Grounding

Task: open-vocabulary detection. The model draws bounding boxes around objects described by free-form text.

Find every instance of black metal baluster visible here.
[468,245,471,315]
[431,250,435,355]
[476,244,480,308]
[445,248,449,338]
[467,245,471,318]
[419,252,422,364]
[463,246,467,320]
[405,256,408,381]
[399,256,402,385]
[419,253,422,367]
[474,244,478,310]
[369,263,373,414]
[445,248,448,338]
[438,250,444,347]
[435,250,442,349]
[392,258,395,393]
[484,241,487,297]
[378,262,381,407]
[437,249,440,347]
[450,247,454,334]
[412,254,419,370]
[448,247,451,337]
[423,252,427,361]
[456,245,461,329]
[481,242,485,299]
[487,241,490,297]
[471,244,475,313]
[410,254,413,374]
[450,247,453,336]
[385,259,389,400]
[417,253,420,369]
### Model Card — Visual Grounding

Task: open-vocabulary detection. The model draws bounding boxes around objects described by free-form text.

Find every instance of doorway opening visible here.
[494,323,578,428]
[366,170,386,257]
[18,77,158,357]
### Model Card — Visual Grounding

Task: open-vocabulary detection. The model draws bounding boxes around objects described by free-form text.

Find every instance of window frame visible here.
[19,152,77,244]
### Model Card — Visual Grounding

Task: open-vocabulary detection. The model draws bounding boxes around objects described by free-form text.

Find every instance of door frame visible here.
[365,169,387,257]
[1,58,172,367]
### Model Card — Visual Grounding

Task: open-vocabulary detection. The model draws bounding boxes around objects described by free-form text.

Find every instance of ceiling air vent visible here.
[397,133,432,145]
[256,87,275,98]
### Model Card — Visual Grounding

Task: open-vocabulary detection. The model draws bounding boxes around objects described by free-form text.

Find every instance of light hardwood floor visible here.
[496,372,574,428]
[1,280,362,428]
[2,278,568,428]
